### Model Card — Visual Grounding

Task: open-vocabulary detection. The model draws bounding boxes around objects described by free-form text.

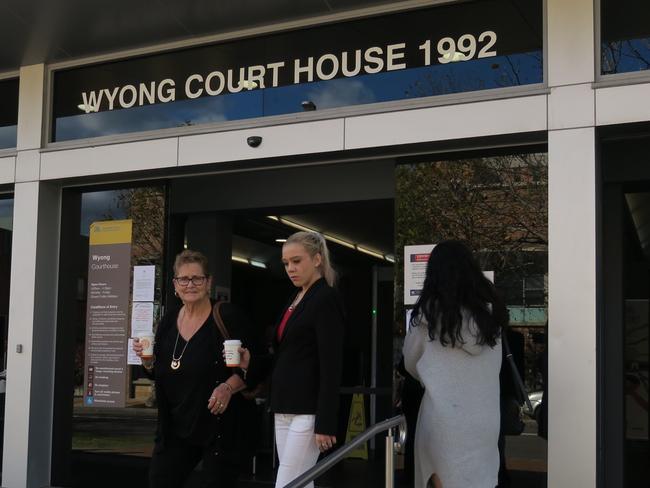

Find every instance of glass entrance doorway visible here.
[602,134,650,488]
[52,161,397,487]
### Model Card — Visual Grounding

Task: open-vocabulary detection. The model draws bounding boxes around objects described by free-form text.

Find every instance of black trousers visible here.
[149,434,239,488]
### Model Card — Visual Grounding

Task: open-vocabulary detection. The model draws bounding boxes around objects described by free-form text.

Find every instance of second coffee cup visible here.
[224,339,242,367]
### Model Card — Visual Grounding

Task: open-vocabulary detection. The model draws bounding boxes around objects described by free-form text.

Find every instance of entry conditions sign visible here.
[83,220,132,408]
[404,244,435,306]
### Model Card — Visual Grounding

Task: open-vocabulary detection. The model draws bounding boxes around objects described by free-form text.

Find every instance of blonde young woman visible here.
[241,231,345,488]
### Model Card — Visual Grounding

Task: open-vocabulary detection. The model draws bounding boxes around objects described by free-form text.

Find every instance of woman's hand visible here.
[132,338,144,357]
[239,347,250,370]
[207,383,233,415]
[315,433,336,453]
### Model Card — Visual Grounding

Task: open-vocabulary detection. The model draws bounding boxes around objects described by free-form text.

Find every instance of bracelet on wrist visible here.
[221,382,233,394]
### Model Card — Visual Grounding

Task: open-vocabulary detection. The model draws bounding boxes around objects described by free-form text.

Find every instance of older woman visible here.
[241,231,345,488]
[132,249,251,488]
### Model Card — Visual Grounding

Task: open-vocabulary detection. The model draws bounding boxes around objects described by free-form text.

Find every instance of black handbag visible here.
[501,328,533,436]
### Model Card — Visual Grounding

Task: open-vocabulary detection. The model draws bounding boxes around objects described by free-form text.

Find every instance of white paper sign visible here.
[127,338,142,366]
[133,265,156,302]
[131,301,154,336]
[404,244,435,305]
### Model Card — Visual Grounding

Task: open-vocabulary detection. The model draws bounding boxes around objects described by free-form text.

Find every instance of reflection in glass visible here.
[622,192,650,487]
[602,0,650,75]
[54,51,542,142]
[57,91,264,141]
[0,79,18,150]
[52,0,543,142]
[71,187,165,457]
[396,153,548,485]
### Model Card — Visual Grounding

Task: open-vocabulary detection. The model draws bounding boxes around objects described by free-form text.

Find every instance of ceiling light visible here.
[442,52,467,62]
[278,217,314,233]
[239,80,258,89]
[267,216,279,221]
[275,238,287,243]
[77,103,94,113]
[385,254,396,263]
[250,260,267,269]
[323,233,355,249]
[231,256,248,264]
[356,246,385,260]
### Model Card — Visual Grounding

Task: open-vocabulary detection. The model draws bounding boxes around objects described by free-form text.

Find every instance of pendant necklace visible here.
[170,331,189,370]
[171,308,192,370]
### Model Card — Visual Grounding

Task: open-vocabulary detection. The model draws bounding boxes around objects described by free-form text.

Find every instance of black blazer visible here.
[251,278,345,435]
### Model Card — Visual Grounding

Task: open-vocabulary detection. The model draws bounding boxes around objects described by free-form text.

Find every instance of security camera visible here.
[247,135,262,148]
[301,100,317,111]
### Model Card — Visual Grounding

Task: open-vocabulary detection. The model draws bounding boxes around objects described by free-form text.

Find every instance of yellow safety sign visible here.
[344,393,368,460]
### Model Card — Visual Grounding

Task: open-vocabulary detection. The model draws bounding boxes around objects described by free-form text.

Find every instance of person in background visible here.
[133,249,252,488]
[403,241,507,488]
[241,231,345,488]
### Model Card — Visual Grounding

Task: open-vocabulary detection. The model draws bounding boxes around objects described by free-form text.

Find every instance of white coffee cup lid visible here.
[224,339,242,345]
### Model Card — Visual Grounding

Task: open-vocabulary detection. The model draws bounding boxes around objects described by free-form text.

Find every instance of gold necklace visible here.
[171,331,189,370]
[170,307,197,370]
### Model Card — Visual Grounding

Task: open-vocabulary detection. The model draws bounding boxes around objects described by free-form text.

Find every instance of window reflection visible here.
[54,51,542,142]
[69,187,165,457]
[0,79,18,150]
[602,0,650,75]
[52,0,543,142]
[396,152,548,486]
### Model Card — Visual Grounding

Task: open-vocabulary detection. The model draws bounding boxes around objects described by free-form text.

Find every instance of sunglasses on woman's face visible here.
[173,275,207,287]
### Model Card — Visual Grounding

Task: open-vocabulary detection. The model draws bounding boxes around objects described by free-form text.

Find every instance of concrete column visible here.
[2,182,60,488]
[2,63,59,488]
[547,1,597,487]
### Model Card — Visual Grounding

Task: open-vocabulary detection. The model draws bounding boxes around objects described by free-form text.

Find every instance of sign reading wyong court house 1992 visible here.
[52,0,542,140]
[83,220,132,408]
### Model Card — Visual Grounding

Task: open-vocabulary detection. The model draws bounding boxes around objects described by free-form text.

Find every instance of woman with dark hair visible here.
[403,241,507,488]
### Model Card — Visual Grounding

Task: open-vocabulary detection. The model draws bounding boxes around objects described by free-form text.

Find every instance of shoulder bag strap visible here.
[212,302,230,340]
[502,328,533,411]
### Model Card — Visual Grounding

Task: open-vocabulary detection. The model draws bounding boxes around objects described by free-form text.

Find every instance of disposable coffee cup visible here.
[224,340,242,367]
[139,335,155,359]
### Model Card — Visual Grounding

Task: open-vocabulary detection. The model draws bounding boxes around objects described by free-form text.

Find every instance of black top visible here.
[151,303,247,450]
[249,278,345,435]
[156,314,222,441]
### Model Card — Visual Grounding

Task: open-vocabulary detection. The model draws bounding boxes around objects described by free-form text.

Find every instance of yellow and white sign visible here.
[344,393,368,460]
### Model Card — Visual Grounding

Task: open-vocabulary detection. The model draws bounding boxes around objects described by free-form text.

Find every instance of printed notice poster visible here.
[83,219,132,408]
[133,265,155,302]
[127,338,142,366]
[404,244,435,305]
[131,301,154,337]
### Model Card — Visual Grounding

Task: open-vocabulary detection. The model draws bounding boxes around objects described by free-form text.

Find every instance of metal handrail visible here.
[284,415,406,488]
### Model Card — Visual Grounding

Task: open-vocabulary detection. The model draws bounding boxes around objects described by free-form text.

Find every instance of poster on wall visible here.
[82,219,132,408]
[133,265,155,302]
[404,244,435,305]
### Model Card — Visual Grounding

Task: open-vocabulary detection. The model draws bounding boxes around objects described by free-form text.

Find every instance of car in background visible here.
[524,391,543,422]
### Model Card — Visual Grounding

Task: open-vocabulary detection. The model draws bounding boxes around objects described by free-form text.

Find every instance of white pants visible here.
[274,413,320,488]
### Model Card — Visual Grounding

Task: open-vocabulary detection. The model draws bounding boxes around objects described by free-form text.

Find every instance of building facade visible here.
[0,0,648,487]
